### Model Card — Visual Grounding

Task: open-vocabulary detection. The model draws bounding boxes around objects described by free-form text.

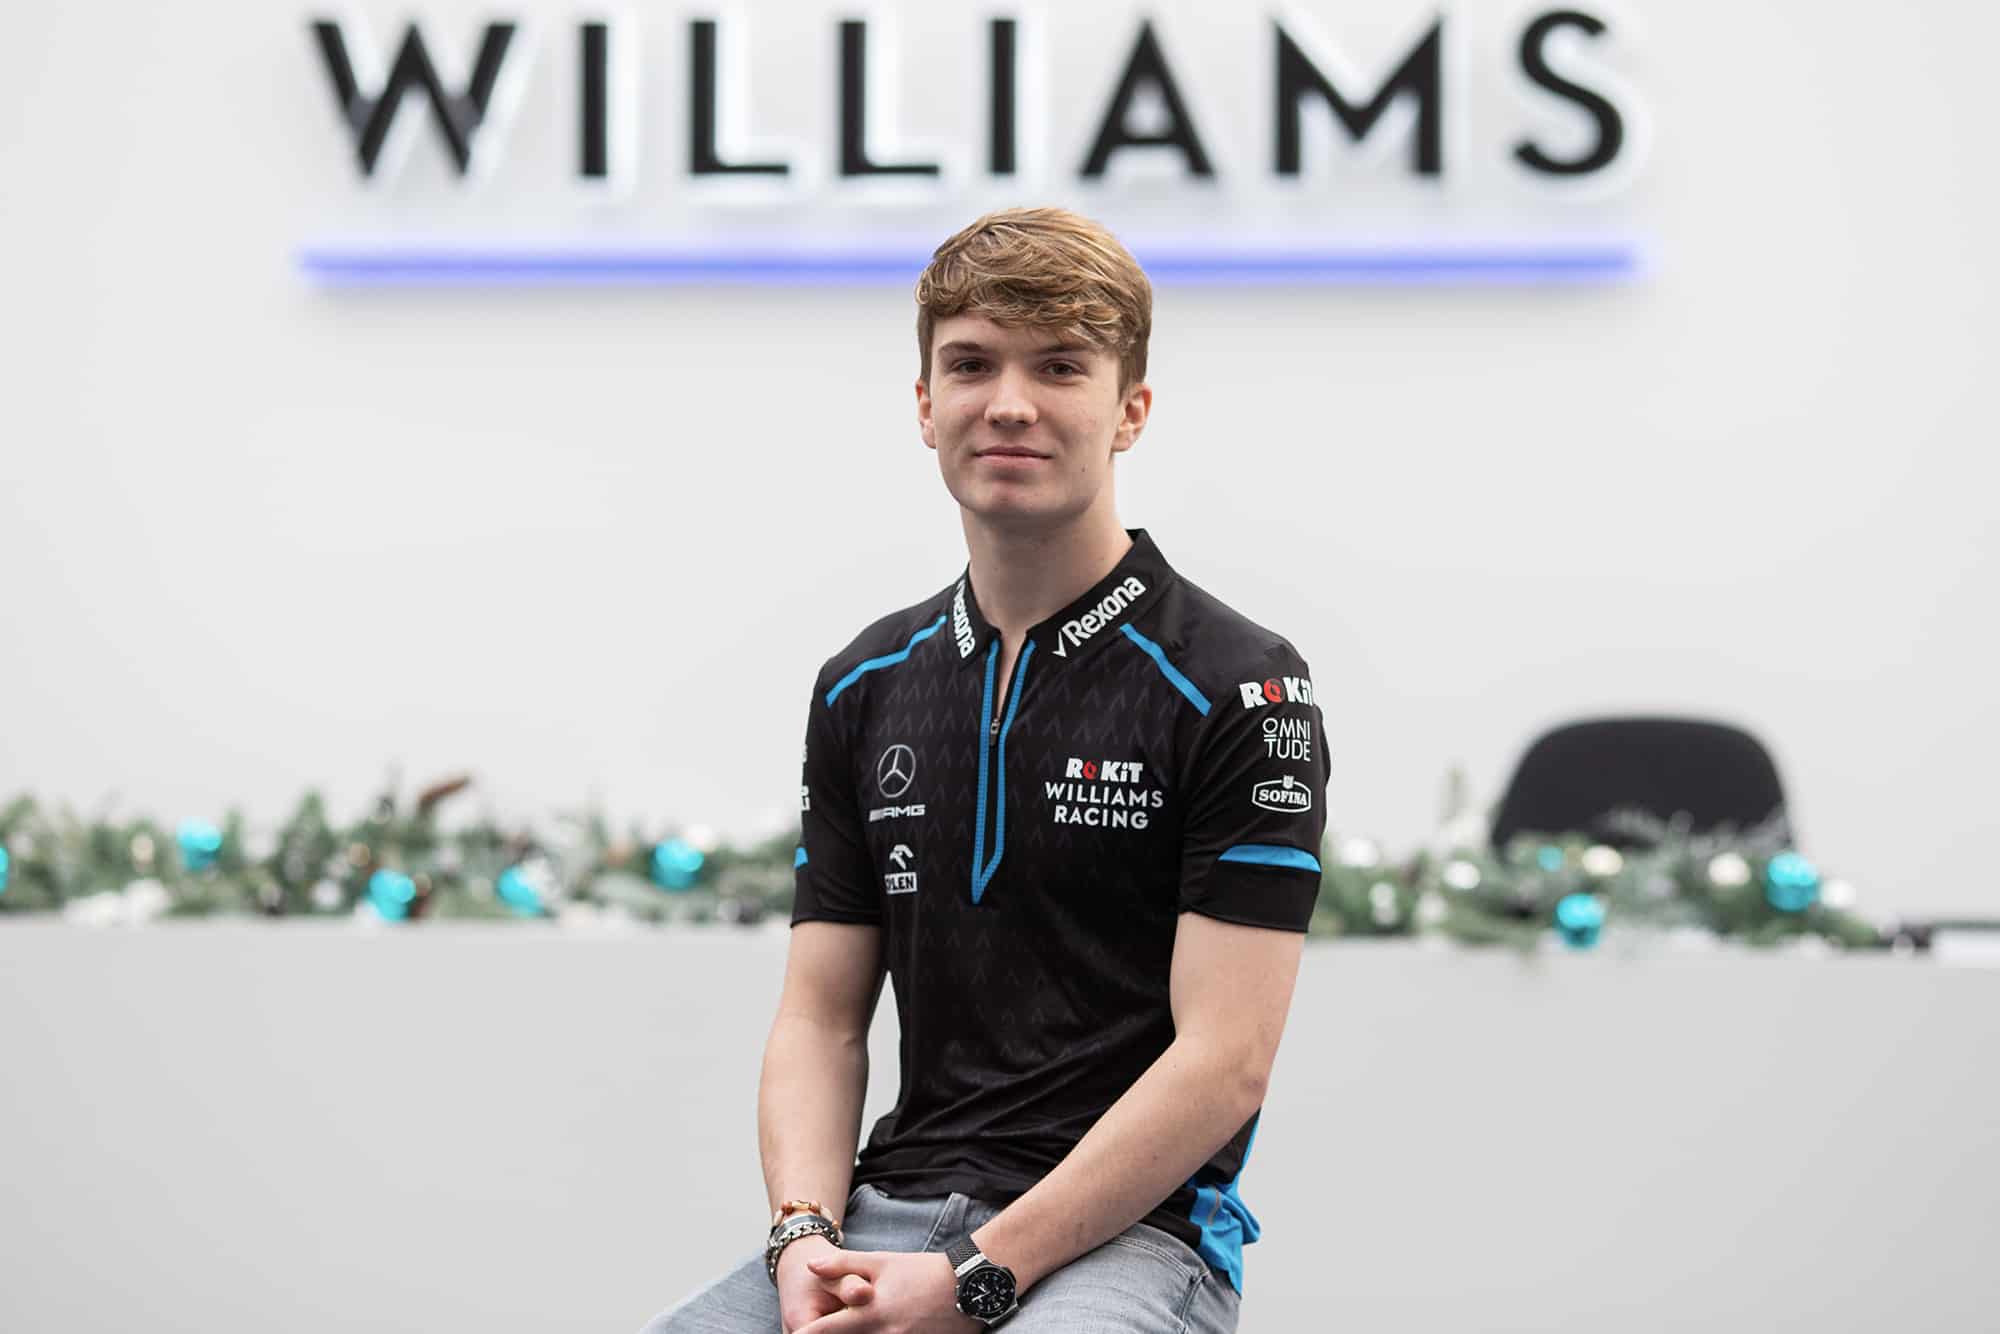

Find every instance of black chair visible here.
[1489,717,1790,851]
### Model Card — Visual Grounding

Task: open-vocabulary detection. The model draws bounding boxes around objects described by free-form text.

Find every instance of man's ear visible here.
[915,376,937,451]
[1111,382,1152,455]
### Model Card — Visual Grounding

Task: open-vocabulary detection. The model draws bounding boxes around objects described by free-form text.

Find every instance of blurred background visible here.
[2,1,1995,1331]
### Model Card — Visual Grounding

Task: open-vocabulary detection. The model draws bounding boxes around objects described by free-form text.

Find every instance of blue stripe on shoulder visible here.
[1217,844,1322,873]
[825,614,947,706]
[1119,623,1210,715]
[793,847,808,868]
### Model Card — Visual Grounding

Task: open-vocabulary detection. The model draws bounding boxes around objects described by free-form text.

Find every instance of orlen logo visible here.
[1251,774,1314,814]
[952,579,976,659]
[1052,576,1146,658]
[1237,676,1315,709]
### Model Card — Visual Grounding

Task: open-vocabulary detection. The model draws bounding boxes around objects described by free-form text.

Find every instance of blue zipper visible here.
[971,639,1034,904]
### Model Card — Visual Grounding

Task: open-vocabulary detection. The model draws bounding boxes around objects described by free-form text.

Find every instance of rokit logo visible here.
[1051,577,1146,659]
[1252,774,1314,814]
[1046,756,1165,829]
[884,844,918,895]
[952,580,976,659]
[1064,758,1144,783]
[1237,676,1315,709]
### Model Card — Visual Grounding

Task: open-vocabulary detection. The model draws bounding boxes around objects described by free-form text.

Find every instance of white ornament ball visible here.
[1442,859,1482,892]
[1581,845,1624,877]
[1338,837,1381,869]
[122,878,171,923]
[1369,881,1399,925]
[63,891,127,928]
[1708,852,1752,889]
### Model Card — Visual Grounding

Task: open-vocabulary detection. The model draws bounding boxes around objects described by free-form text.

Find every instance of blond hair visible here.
[915,207,1153,391]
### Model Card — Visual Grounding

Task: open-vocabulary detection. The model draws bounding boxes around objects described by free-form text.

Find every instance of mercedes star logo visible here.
[876,744,916,798]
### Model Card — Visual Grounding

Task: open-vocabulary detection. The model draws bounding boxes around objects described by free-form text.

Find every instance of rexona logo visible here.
[884,843,918,895]
[1237,676,1315,709]
[1252,774,1314,814]
[952,580,977,659]
[1052,577,1147,658]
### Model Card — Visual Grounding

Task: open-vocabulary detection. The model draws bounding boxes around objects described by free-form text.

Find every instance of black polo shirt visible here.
[792,529,1327,1294]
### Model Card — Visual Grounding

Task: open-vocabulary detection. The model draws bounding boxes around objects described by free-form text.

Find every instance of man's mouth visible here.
[976,446,1048,459]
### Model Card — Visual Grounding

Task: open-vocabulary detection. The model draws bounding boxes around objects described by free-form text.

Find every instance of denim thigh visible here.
[634,1184,952,1333]
[638,1186,1238,1334]
[959,1196,1240,1334]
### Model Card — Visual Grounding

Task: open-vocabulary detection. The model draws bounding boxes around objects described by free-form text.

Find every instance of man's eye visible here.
[1047,362,1081,376]
[952,359,985,373]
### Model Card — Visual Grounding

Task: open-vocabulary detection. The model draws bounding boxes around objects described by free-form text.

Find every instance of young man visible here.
[640,208,1328,1333]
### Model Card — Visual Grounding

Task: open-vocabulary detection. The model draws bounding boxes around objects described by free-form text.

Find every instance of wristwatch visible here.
[945,1235,1019,1327]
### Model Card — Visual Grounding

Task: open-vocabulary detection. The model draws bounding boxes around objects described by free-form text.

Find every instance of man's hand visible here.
[776,1236,873,1334]
[793,1251,974,1333]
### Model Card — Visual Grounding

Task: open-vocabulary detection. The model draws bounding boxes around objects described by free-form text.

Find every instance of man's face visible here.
[916,313,1150,531]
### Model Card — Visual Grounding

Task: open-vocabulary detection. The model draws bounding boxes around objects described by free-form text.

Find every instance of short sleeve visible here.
[791,682,880,926]
[1178,646,1329,931]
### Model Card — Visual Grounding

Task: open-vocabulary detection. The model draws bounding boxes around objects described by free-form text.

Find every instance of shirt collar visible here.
[949,529,1174,670]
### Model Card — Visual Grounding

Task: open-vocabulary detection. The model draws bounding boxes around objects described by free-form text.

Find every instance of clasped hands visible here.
[776,1236,979,1334]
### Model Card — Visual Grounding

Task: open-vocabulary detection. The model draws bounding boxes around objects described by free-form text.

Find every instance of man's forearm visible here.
[969,1035,1264,1291]
[757,1011,871,1223]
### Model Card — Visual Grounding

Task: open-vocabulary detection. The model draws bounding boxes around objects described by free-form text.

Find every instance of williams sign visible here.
[300,5,1650,284]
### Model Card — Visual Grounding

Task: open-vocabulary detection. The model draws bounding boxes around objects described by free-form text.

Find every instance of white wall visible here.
[2,1,1995,915]
[2,924,1994,1333]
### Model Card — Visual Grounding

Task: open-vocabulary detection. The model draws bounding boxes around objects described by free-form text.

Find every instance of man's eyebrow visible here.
[937,340,1092,358]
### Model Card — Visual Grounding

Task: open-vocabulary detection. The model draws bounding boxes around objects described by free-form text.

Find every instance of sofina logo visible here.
[1252,774,1313,814]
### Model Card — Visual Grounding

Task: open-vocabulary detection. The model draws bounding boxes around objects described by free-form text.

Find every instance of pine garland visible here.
[0,778,1885,949]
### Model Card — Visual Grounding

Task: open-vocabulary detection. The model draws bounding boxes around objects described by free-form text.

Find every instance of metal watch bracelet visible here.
[764,1213,842,1285]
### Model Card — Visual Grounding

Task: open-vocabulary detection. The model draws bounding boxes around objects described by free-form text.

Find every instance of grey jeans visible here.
[637,1183,1240,1334]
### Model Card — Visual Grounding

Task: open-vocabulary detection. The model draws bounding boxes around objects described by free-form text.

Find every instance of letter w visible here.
[312,20,517,175]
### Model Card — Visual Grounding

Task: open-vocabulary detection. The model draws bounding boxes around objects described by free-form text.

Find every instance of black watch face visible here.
[960,1265,1016,1319]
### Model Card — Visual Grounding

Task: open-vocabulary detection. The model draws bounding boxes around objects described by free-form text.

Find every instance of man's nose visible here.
[984,365,1037,425]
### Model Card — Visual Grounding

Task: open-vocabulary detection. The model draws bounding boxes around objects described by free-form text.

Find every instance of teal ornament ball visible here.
[495,865,545,917]
[177,820,224,871]
[1554,893,1605,949]
[1537,845,1564,872]
[368,869,417,921]
[0,845,10,894]
[650,838,705,891]
[1764,851,1821,913]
